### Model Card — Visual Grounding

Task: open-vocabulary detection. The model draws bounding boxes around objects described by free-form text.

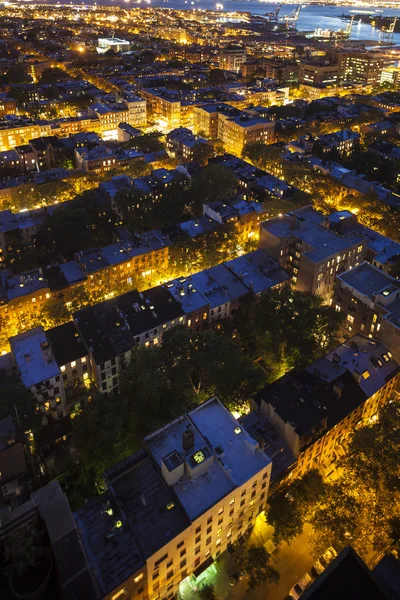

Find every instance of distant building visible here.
[97,37,130,54]
[218,46,247,73]
[338,51,387,87]
[299,62,339,86]
[193,104,275,155]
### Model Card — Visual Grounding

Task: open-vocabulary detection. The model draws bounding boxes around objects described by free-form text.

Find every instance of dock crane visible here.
[379,17,397,44]
[343,15,355,40]
[281,5,301,29]
[265,4,281,22]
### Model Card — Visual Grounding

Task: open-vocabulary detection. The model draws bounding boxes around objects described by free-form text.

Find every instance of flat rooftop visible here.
[190,398,271,487]
[146,397,270,520]
[338,262,400,301]
[262,206,365,263]
[323,334,400,399]
[10,327,60,388]
[164,277,209,315]
[225,249,290,295]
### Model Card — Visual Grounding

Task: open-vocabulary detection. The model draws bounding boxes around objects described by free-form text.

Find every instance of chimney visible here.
[182,427,194,453]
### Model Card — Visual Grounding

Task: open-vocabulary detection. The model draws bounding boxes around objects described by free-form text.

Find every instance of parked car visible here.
[312,547,337,576]
[289,573,313,599]
[229,570,245,586]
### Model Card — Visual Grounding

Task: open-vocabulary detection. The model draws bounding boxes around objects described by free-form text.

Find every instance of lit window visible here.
[134,573,144,583]
[71,361,76,368]
[362,370,370,380]
[60,365,65,372]
[82,356,87,364]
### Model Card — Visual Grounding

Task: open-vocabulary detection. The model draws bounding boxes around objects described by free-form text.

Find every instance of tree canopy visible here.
[267,400,400,560]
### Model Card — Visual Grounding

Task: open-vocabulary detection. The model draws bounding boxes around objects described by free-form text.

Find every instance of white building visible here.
[74,397,272,600]
[97,38,130,54]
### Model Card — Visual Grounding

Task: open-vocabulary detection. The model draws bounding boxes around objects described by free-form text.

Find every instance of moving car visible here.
[289,572,313,599]
[312,547,337,576]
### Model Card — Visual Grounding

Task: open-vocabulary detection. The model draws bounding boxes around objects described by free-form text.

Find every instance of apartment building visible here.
[46,321,91,416]
[218,114,275,156]
[333,262,400,362]
[326,209,400,276]
[0,268,51,332]
[88,100,147,139]
[254,334,400,479]
[26,60,51,83]
[0,117,50,152]
[74,145,144,173]
[299,62,339,86]
[166,249,290,327]
[74,286,185,395]
[218,47,247,73]
[166,127,210,160]
[259,206,366,301]
[0,93,17,118]
[9,328,67,424]
[74,396,272,600]
[140,88,182,128]
[313,129,360,157]
[203,199,268,245]
[338,51,387,87]
[193,104,274,155]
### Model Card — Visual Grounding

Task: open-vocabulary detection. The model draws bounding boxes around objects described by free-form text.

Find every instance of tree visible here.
[197,584,217,600]
[0,383,39,433]
[192,142,214,166]
[208,68,226,84]
[41,286,92,328]
[229,287,344,374]
[6,65,29,84]
[4,523,49,578]
[73,393,140,481]
[129,132,164,154]
[268,401,400,560]
[243,545,280,591]
[191,164,238,214]
[39,67,67,85]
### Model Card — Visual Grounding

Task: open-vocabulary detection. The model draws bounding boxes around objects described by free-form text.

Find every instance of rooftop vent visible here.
[182,427,194,453]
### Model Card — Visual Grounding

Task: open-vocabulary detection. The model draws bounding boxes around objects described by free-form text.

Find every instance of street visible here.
[180,514,316,600]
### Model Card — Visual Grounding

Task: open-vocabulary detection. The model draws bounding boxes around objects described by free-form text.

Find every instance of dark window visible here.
[206,537,211,545]
[102,382,107,391]
[111,367,117,376]
[138,586,144,594]
[155,553,168,568]
[55,376,60,382]
[195,546,200,555]
[207,517,212,524]
[195,526,201,534]
[111,358,116,366]
[180,549,186,558]
[166,560,173,569]
[177,541,184,549]
[54,387,59,394]
[180,559,186,569]
[195,536,201,544]
[166,570,173,580]
[207,526,212,534]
